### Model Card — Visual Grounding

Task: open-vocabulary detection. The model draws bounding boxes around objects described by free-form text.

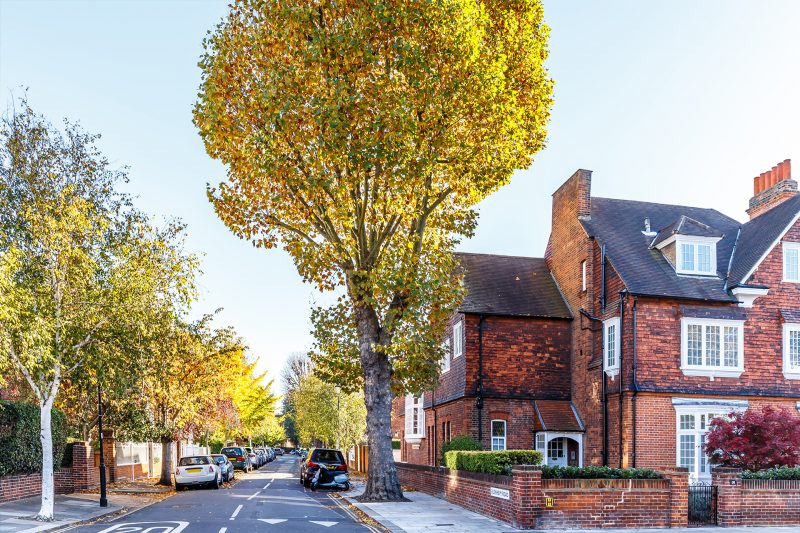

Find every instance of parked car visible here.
[245,447,261,468]
[274,448,284,456]
[174,455,222,490]
[255,448,268,465]
[266,447,275,461]
[300,448,347,488]
[220,446,253,472]
[211,454,236,482]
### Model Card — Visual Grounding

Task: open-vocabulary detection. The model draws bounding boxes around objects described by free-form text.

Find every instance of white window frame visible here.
[680,318,744,378]
[404,394,425,441]
[783,242,800,283]
[673,398,747,482]
[603,317,620,378]
[676,237,717,276]
[581,260,587,292]
[440,338,451,373]
[453,320,463,358]
[783,323,800,379]
[491,419,506,451]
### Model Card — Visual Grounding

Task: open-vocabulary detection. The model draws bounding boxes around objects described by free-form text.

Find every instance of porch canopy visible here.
[533,400,585,467]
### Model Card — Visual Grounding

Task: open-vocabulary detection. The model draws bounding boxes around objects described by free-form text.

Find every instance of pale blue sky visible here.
[2,1,799,394]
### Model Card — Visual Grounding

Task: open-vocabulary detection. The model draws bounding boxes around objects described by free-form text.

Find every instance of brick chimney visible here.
[747,159,798,219]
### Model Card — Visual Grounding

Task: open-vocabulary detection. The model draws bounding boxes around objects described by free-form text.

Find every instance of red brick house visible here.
[393,159,800,482]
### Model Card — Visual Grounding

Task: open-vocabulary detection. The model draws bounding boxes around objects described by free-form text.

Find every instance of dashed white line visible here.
[248,490,262,501]
[218,528,227,533]
[263,482,271,489]
[229,504,243,521]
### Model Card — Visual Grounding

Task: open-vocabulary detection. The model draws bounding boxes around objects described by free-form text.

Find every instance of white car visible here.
[174,455,222,490]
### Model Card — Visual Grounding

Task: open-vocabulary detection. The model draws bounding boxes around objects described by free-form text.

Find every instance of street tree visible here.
[195,0,553,500]
[0,100,195,520]
[293,373,366,451]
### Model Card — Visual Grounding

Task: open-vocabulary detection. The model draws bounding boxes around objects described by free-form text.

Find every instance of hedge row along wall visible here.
[0,400,67,476]
[396,462,689,529]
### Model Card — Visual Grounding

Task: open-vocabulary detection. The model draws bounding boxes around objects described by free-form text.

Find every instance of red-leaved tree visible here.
[705,406,800,471]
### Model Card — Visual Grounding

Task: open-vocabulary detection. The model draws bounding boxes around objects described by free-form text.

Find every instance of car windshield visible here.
[179,456,210,466]
[211,455,226,464]
[312,450,344,464]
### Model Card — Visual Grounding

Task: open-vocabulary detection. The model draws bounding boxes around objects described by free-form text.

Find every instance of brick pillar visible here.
[102,430,117,482]
[713,467,743,527]
[511,465,542,529]
[660,468,689,528]
[71,442,93,490]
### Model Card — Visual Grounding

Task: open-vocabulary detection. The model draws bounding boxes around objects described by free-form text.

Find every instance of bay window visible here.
[783,323,800,379]
[404,394,425,442]
[603,317,620,377]
[784,242,800,282]
[453,320,463,358]
[681,318,744,378]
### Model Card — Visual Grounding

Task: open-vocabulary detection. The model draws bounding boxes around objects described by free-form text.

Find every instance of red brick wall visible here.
[397,462,688,529]
[741,480,800,525]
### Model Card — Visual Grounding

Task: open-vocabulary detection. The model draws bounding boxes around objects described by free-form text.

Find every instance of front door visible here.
[547,437,567,467]
[567,439,579,466]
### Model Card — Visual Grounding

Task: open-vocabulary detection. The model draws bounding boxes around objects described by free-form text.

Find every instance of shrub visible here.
[705,406,800,470]
[392,439,401,450]
[541,465,661,479]
[743,466,800,480]
[445,450,542,475]
[439,435,481,464]
[0,400,68,476]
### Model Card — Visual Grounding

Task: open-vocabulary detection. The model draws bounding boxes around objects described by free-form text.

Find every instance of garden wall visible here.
[714,468,800,527]
[0,442,104,503]
[395,462,688,529]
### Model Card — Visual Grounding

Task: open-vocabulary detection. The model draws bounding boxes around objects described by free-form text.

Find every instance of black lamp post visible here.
[97,383,108,507]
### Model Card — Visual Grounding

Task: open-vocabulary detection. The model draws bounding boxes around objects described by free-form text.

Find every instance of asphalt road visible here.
[69,455,373,533]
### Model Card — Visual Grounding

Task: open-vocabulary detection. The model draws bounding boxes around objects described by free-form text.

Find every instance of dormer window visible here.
[677,238,716,275]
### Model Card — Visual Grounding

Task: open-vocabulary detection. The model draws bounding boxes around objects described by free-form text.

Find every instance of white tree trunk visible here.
[36,400,55,521]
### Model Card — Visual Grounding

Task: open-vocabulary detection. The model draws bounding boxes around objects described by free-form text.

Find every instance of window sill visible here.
[604,368,620,379]
[783,371,800,380]
[680,367,743,379]
[404,436,424,445]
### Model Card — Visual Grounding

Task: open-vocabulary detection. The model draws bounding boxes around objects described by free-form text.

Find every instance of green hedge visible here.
[391,439,401,450]
[541,465,662,479]
[445,450,543,476]
[0,401,68,476]
[439,435,482,464]
[743,467,800,480]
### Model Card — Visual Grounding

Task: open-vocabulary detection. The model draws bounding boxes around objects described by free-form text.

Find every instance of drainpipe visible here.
[600,245,607,310]
[477,315,485,444]
[618,291,626,468]
[632,296,639,468]
[432,387,438,466]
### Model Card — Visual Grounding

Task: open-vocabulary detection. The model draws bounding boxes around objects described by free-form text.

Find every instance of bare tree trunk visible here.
[158,437,174,486]
[355,307,404,502]
[36,400,55,521]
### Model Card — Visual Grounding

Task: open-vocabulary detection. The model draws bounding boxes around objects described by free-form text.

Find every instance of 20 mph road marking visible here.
[229,504,243,520]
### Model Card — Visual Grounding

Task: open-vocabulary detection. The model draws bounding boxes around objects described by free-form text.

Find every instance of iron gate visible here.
[688,482,717,525]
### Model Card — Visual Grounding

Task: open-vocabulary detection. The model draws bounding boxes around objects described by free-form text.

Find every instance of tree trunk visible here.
[158,437,174,486]
[36,400,55,521]
[355,307,404,502]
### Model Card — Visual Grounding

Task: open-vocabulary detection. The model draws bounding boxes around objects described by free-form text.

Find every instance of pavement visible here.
[344,482,800,533]
[61,455,374,533]
[0,492,147,533]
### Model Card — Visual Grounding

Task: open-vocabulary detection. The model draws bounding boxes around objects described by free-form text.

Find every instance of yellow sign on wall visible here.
[544,497,554,508]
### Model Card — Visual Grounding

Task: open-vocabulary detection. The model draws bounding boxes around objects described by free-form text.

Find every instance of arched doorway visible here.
[546,437,580,467]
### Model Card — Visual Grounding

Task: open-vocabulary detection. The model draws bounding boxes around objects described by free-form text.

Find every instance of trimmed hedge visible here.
[391,439,401,450]
[541,465,662,479]
[445,450,543,476]
[0,400,68,476]
[439,435,481,464]
[743,467,800,480]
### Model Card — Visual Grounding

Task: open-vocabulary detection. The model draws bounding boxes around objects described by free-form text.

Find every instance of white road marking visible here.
[263,482,271,489]
[98,522,189,533]
[258,518,288,524]
[309,521,338,527]
[248,490,262,500]
[229,504,243,520]
[219,528,228,533]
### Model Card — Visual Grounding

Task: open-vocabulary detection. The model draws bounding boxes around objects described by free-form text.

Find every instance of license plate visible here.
[187,468,202,473]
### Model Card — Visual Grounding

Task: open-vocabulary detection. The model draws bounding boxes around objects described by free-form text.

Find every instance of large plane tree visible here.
[194,0,553,500]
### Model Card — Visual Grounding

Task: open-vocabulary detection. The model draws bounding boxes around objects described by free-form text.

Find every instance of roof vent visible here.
[642,217,656,237]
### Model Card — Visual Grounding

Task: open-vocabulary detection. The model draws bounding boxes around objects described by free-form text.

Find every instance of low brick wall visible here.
[397,462,514,524]
[0,442,104,503]
[714,468,800,527]
[396,462,688,529]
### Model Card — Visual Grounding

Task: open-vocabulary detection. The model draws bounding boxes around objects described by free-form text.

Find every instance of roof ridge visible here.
[593,196,741,225]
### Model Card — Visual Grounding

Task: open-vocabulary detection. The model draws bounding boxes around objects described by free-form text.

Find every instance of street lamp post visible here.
[97,383,108,507]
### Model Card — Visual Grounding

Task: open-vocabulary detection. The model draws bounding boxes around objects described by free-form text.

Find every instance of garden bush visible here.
[445,450,543,475]
[0,400,68,476]
[439,435,481,464]
[392,439,401,450]
[541,465,661,479]
[742,466,800,480]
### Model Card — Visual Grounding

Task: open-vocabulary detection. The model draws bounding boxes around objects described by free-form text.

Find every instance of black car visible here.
[274,448,284,456]
[300,448,347,487]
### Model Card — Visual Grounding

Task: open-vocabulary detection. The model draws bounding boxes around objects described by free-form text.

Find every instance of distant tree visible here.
[280,352,312,444]
[195,0,553,500]
[293,373,366,452]
[705,406,800,471]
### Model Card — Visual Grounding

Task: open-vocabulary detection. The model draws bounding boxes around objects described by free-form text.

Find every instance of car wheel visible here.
[342,482,350,491]
[213,475,221,489]
[175,483,183,491]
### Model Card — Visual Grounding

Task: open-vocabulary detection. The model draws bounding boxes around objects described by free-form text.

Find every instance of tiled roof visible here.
[650,215,725,248]
[728,195,800,286]
[455,253,572,319]
[533,400,584,432]
[581,198,741,302]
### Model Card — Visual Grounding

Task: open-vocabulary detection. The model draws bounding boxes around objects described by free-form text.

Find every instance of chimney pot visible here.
[748,158,797,219]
